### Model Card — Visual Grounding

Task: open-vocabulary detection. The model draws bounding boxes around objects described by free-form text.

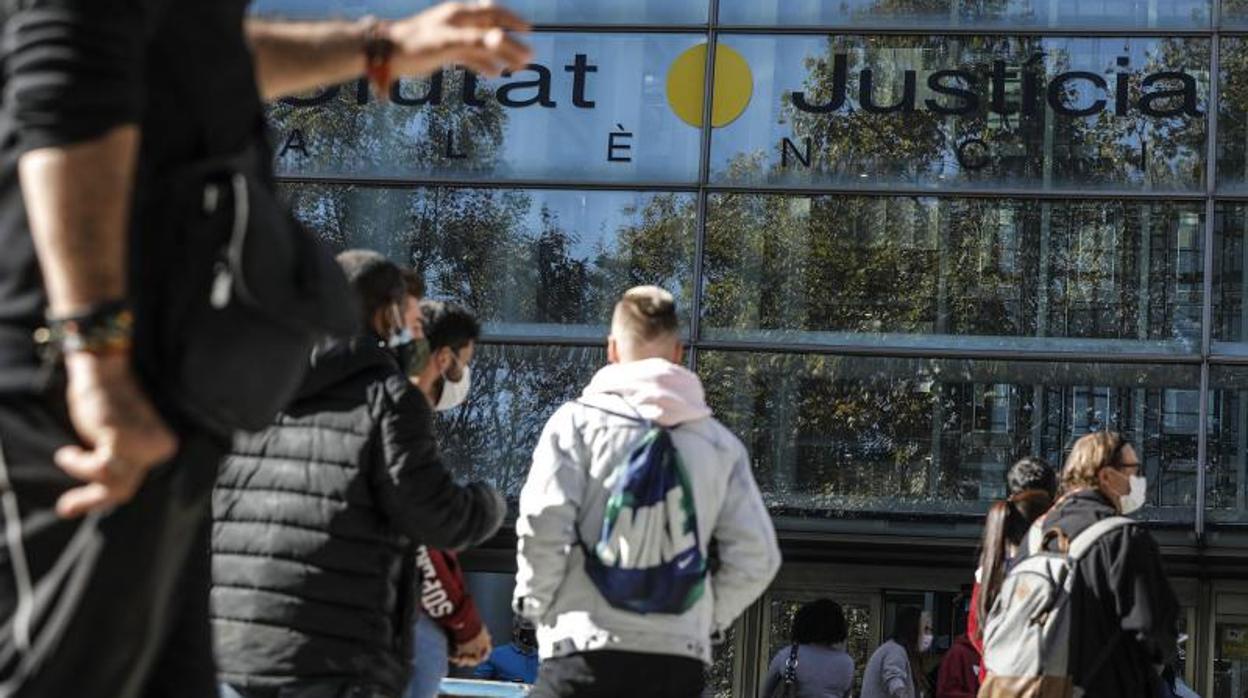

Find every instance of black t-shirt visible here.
[0,0,264,395]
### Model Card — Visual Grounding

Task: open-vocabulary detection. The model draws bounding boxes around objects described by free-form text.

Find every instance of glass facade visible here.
[719,1,1211,29]
[713,35,1209,191]
[268,2,1248,529]
[264,2,1248,695]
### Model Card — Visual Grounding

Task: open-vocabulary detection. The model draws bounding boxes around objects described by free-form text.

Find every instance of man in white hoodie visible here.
[514,286,782,698]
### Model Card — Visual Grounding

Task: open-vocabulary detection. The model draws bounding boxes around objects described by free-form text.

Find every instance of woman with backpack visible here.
[861,607,932,698]
[966,456,1058,660]
[761,599,855,698]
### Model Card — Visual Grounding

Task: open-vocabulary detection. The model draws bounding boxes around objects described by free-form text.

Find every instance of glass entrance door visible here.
[763,591,879,697]
[1215,616,1248,698]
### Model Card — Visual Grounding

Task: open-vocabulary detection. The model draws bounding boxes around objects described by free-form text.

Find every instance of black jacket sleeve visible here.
[1114,527,1180,668]
[3,0,149,152]
[371,376,505,551]
[1084,524,1179,675]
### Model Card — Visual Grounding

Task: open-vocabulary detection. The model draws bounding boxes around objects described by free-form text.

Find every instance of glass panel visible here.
[766,595,873,697]
[1214,619,1248,698]
[1224,2,1248,29]
[1206,367,1248,524]
[712,35,1209,192]
[1215,204,1248,343]
[1218,38,1248,193]
[435,344,607,497]
[720,0,1210,29]
[703,194,1203,354]
[251,0,708,24]
[699,352,1200,521]
[269,33,706,183]
[282,184,697,338]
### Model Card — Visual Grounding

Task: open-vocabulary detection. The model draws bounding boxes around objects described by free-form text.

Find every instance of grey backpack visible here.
[978,516,1134,698]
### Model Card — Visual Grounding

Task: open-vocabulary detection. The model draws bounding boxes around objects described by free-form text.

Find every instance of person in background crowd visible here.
[404,291,492,698]
[1163,635,1201,698]
[861,608,932,698]
[760,598,855,698]
[410,300,479,416]
[0,3,528,696]
[474,617,541,684]
[935,627,978,698]
[1160,664,1201,698]
[514,286,781,698]
[1029,431,1179,697]
[213,251,506,698]
[966,457,1057,665]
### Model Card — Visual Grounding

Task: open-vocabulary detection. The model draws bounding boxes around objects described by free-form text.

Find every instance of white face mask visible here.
[920,633,934,653]
[435,360,471,412]
[1118,474,1148,514]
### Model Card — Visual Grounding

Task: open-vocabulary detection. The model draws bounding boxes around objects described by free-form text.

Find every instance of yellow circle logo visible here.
[666,43,753,128]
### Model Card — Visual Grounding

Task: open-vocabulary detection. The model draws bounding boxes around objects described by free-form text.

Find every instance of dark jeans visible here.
[528,650,705,698]
[0,392,223,698]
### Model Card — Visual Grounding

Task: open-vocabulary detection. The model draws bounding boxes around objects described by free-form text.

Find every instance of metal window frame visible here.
[270,0,1248,538]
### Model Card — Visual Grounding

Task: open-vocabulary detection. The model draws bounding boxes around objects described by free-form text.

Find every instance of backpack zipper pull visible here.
[210,260,233,309]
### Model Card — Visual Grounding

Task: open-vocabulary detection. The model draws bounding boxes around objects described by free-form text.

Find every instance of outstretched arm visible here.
[246,2,532,101]
[374,382,506,550]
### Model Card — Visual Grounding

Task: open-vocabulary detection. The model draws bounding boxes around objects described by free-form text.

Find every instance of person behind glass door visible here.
[935,598,979,698]
[760,599,855,698]
[965,456,1057,671]
[861,607,932,698]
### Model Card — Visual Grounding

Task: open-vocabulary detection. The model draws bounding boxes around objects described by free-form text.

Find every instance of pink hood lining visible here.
[581,358,713,427]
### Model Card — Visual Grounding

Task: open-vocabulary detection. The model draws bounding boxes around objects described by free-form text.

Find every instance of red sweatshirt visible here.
[415,545,483,644]
[937,634,982,698]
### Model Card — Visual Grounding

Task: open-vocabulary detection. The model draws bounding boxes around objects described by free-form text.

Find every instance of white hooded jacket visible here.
[513,358,781,664]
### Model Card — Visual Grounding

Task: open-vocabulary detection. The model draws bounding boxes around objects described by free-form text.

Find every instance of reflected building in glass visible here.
[254,0,1248,694]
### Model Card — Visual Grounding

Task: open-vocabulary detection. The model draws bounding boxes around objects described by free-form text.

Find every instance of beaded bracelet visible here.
[35,300,134,355]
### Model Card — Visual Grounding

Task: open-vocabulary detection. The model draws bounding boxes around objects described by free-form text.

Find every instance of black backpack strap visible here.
[1068,517,1135,561]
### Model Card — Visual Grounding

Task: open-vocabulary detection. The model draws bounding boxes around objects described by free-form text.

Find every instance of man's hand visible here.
[451,626,492,667]
[387,2,532,79]
[248,1,531,101]
[54,353,178,518]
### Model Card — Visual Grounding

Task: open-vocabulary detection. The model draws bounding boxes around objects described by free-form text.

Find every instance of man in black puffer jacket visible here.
[211,250,506,698]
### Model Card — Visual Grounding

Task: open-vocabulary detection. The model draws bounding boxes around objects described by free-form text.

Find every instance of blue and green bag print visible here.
[582,420,707,615]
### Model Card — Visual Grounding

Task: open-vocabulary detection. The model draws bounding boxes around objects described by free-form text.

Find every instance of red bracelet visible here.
[363,19,395,100]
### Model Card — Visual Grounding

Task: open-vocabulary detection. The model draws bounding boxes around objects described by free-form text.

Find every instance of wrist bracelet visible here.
[363,18,395,100]
[36,300,134,356]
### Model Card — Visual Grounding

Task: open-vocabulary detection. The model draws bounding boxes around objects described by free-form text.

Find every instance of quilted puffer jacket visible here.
[211,335,505,695]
